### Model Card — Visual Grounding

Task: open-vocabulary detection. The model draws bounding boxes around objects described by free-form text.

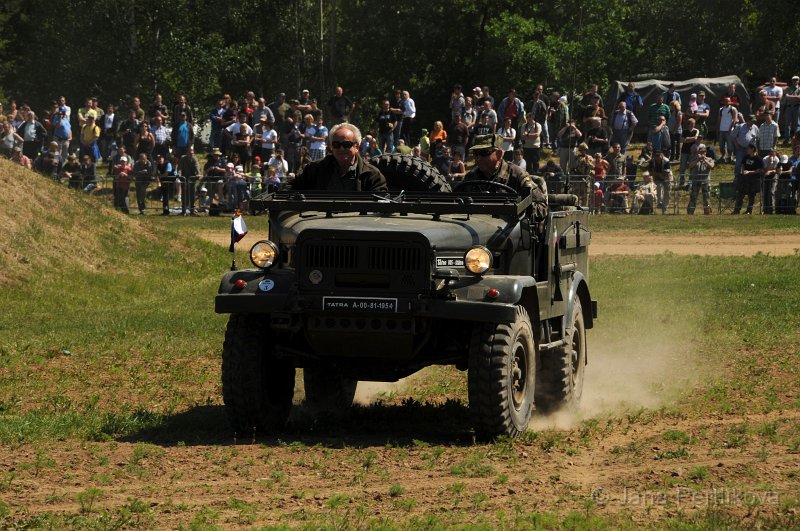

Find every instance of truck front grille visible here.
[304,244,358,269]
[368,246,423,272]
[297,233,430,294]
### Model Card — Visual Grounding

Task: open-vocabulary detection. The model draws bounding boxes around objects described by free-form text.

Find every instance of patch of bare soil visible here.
[594,231,800,256]
[1,406,797,527]
[199,230,255,250]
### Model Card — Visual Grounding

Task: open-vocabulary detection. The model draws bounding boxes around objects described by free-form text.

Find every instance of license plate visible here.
[436,257,464,268]
[323,296,398,312]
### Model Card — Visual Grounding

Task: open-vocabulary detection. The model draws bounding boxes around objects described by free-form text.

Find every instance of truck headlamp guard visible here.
[250,240,279,270]
[464,246,492,275]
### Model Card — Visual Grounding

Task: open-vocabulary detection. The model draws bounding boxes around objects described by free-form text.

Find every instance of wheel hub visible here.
[511,342,527,407]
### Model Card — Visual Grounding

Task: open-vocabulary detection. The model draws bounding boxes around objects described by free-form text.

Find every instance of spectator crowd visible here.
[2,76,799,215]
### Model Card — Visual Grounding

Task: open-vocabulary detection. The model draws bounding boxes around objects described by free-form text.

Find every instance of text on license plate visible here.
[322,297,398,312]
[436,257,465,268]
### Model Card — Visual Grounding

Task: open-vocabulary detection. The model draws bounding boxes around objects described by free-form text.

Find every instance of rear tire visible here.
[222,314,295,436]
[303,366,357,412]
[370,153,451,192]
[468,306,536,440]
[536,297,586,412]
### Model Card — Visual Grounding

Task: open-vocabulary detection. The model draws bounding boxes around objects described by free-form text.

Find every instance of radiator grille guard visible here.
[296,231,430,295]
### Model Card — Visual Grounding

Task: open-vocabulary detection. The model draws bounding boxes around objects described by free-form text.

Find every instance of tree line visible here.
[0,0,793,130]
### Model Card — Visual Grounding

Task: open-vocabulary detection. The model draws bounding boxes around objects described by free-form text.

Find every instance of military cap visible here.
[469,133,504,151]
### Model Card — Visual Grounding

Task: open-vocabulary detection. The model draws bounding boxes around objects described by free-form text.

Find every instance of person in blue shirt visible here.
[661,83,682,106]
[618,82,644,115]
[171,111,194,159]
[51,107,72,159]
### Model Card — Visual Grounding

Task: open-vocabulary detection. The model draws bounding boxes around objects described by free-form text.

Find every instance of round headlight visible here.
[464,246,492,275]
[250,240,279,270]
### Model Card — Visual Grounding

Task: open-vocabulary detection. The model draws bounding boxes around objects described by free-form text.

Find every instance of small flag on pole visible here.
[229,211,248,252]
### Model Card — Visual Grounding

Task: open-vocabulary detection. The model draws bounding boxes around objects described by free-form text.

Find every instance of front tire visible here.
[468,306,536,440]
[536,297,586,412]
[221,314,295,436]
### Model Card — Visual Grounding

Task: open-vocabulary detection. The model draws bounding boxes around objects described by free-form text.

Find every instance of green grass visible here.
[2,181,800,527]
[0,212,234,443]
[590,211,800,233]
[3,214,800,442]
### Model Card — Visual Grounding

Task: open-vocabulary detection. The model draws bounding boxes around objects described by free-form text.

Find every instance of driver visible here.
[292,123,388,192]
[463,133,548,218]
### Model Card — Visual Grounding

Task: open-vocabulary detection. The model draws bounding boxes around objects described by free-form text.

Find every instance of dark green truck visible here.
[215,157,596,439]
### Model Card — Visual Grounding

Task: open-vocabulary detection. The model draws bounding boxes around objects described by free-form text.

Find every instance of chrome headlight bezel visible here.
[464,245,493,275]
[250,240,279,270]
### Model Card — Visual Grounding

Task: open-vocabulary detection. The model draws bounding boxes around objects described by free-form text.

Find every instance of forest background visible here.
[0,0,795,128]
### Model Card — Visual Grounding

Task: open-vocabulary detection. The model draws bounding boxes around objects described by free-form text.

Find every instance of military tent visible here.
[605,76,751,138]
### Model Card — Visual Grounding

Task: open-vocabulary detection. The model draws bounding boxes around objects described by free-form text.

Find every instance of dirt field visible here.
[3,224,798,527]
[2,365,795,527]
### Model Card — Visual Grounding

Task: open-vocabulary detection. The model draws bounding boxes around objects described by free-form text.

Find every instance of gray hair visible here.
[330,122,362,145]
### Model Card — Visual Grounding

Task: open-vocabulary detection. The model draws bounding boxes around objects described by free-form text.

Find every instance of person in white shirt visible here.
[400,90,416,144]
[58,96,71,119]
[717,97,738,163]
[762,147,781,214]
[258,119,278,160]
[268,148,289,179]
[225,112,254,170]
[764,77,784,125]
[498,117,516,161]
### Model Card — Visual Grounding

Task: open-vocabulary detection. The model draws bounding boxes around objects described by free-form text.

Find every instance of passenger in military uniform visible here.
[463,133,548,219]
[292,123,387,192]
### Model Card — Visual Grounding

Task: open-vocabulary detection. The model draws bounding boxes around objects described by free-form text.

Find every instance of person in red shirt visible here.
[591,182,604,214]
[113,155,133,214]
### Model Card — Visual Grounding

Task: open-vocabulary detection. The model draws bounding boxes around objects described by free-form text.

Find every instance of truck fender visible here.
[215,269,297,314]
[449,275,536,306]
[563,272,593,334]
[218,270,269,295]
[218,269,296,294]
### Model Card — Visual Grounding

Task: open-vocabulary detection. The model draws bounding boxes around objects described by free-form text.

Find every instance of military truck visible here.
[215,154,597,439]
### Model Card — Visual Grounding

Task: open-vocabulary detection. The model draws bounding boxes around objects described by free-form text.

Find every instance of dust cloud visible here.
[353,379,410,405]
[531,330,701,431]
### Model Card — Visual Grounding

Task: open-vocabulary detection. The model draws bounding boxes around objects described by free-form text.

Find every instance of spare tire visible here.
[370,153,451,192]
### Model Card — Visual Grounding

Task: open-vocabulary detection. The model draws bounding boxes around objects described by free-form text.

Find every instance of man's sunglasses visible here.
[473,148,495,158]
[332,140,356,149]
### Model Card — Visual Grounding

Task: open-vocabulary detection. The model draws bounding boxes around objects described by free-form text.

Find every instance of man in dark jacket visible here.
[292,123,387,192]
[17,111,47,160]
[178,146,202,215]
[132,152,153,214]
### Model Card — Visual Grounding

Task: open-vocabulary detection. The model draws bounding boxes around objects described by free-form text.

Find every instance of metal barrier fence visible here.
[57,170,795,216]
[546,172,797,215]
[61,174,286,215]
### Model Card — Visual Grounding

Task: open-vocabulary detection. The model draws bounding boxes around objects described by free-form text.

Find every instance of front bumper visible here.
[214,269,519,322]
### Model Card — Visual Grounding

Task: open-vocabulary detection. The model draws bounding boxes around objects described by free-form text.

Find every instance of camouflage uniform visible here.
[463,159,547,219]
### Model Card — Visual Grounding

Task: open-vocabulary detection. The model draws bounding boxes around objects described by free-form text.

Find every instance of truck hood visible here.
[272,213,514,251]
